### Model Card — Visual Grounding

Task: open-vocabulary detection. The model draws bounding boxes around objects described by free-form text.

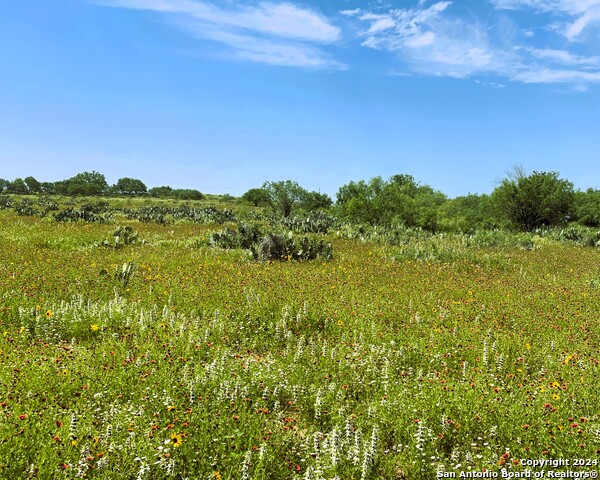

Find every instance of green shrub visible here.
[209,223,262,250]
[252,232,333,261]
[210,226,333,261]
[54,207,112,223]
[14,199,44,217]
[278,211,338,234]
[96,226,143,249]
[0,194,11,209]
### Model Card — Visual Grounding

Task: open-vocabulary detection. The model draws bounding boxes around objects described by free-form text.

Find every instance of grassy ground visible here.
[0,208,599,479]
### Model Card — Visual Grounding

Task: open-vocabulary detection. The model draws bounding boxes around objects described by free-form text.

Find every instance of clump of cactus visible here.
[210,225,332,261]
[96,226,144,249]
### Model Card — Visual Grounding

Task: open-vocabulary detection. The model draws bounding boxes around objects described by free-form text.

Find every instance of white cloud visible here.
[95,0,343,68]
[354,2,449,51]
[351,2,507,78]
[511,66,600,82]
[347,0,600,86]
[524,47,600,64]
[564,8,600,38]
[492,0,600,39]
[492,0,600,12]
[365,15,396,34]
[191,27,345,68]
[405,31,436,47]
[100,0,340,42]
[97,0,600,85]
[340,8,361,16]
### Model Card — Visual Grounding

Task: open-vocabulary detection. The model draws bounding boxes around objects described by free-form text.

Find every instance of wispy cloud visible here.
[492,0,600,40]
[523,46,600,65]
[95,0,344,69]
[97,0,600,85]
[344,0,600,86]
[511,66,600,82]
[343,2,510,78]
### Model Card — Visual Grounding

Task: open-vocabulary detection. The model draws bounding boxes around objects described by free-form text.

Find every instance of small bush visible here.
[123,206,168,225]
[209,223,262,250]
[80,201,111,214]
[278,211,338,234]
[54,207,111,223]
[210,226,333,261]
[252,232,333,261]
[96,226,143,248]
[0,194,11,209]
[14,199,44,217]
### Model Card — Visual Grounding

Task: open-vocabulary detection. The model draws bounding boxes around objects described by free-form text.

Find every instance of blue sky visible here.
[1,0,599,198]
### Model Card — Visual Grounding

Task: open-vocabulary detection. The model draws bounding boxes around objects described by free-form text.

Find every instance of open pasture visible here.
[1,209,599,479]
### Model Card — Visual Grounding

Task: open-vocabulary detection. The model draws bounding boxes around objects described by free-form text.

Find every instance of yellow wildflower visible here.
[564,355,573,364]
[170,432,183,447]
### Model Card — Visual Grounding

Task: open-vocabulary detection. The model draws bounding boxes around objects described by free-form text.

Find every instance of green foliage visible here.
[146,186,204,200]
[262,180,307,217]
[95,226,144,249]
[278,210,338,233]
[6,177,28,194]
[336,174,447,230]
[13,198,41,217]
[55,171,109,196]
[0,194,11,209]
[80,200,111,214]
[173,188,204,200]
[114,177,147,196]
[219,193,234,203]
[24,176,42,194]
[492,168,575,231]
[123,205,168,224]
[241,187,271,207]
[40,181,57,194]
[54,207,112,223]
[123,205,234,225]
[252,232,333,261]
[573,188,600,227]
[438,193,500,232]
[545,225,600,247]
[301,190,333,211]
[0,195,57,217]
[335,178,373,223]
[210,224,334,261]
[1,169,598,236]
[209,223,262,250]
[115,261,136,287]
[148,185,173,198]
[112,226,141,248]
[261,180,332,218]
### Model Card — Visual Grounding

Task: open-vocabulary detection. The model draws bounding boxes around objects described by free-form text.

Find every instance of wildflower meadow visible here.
[0,198,599,479]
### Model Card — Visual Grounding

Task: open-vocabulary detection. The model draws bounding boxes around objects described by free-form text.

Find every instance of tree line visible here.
[244,170,599,232]
[0,171,203,200]
[2,168,599,232]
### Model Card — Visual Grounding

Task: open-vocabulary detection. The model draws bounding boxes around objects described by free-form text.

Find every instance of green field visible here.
[1,199,599,479]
